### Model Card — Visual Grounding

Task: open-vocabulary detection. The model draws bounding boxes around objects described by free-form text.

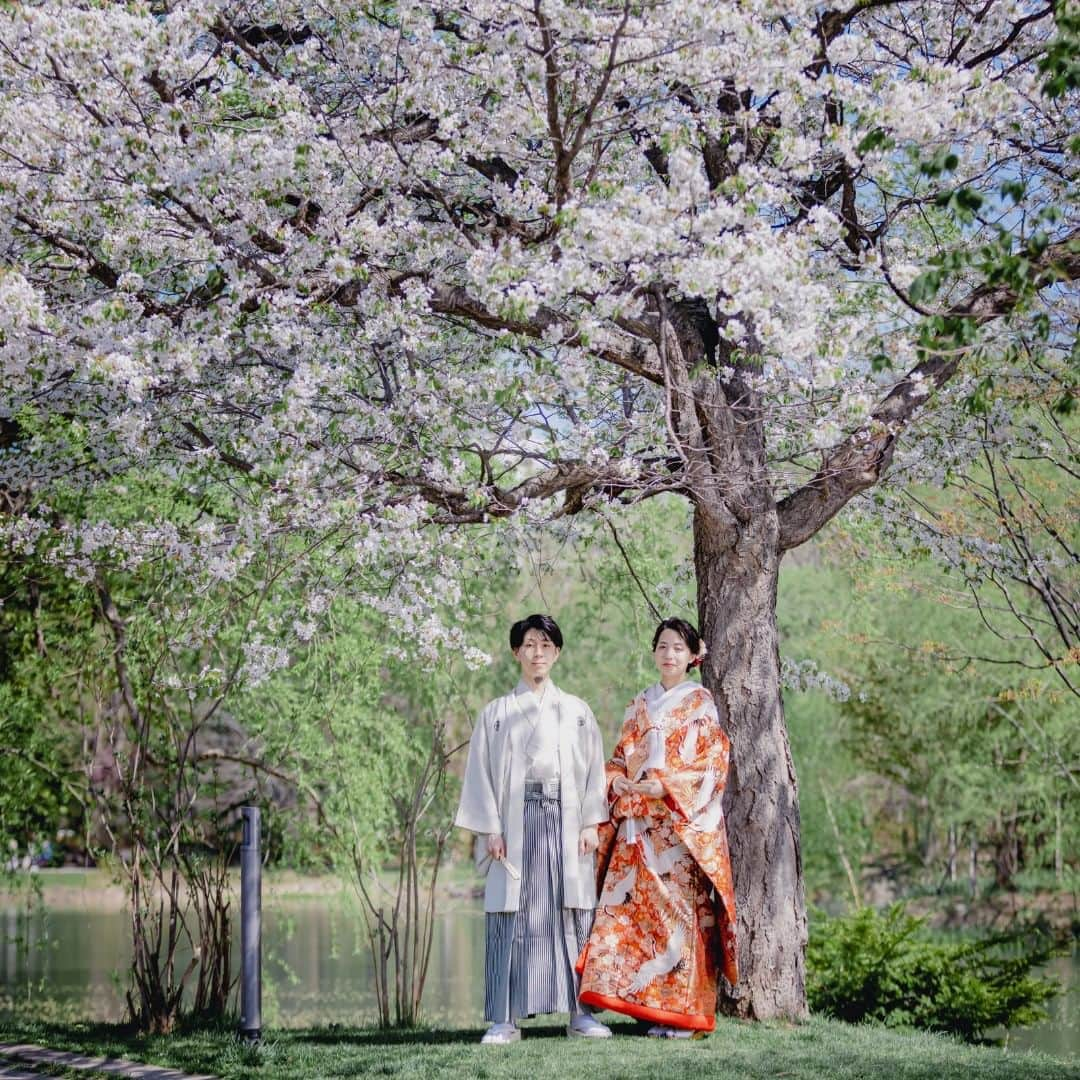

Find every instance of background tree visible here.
[1,1,1077,1018]
[779,541,1079,904]
[231,597,485,1029]
[0,467,342,1033]
[857,356,1079,699]
[0,564,85,857]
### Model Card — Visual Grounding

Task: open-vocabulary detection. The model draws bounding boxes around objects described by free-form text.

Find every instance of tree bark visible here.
[1055,797,1063,885]
[694,502,808,1020]
[969,831,979,899]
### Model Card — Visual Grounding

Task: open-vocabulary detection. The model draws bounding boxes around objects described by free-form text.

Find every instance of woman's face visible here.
[653,628,691,679]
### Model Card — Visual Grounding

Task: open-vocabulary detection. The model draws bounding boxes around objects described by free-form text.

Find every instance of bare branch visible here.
[777,228,1080,550]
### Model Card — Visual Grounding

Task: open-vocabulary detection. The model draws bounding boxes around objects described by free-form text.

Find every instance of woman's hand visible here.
[611,775,632,797]
[579,825,599,856]
[486,833,505,860]
[634,779,664,799]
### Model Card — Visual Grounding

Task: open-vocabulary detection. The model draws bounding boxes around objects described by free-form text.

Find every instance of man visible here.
[455,613,613,1044]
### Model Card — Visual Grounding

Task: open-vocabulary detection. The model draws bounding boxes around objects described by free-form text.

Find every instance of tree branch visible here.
[776,228,1080,550]
[428,283,661,383]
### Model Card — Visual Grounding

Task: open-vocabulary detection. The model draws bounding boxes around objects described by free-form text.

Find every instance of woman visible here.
[577,617,738,1037]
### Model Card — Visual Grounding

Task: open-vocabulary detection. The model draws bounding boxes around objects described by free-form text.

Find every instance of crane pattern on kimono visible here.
[626,924,687,994]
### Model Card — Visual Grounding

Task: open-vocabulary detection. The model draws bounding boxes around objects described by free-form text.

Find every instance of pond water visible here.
[0,892,1075,1059]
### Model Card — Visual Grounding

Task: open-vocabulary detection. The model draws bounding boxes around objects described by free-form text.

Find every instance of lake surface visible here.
[1,892,1075,1058]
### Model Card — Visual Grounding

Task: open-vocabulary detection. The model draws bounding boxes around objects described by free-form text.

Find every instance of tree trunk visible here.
[993,813,1018,889]
[969,831,978,899]
[1055,797,1063,886]
[694,503,808,1020]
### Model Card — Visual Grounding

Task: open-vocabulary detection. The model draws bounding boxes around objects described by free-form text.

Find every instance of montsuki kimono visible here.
[455,681,609,911]
[456,681,610,1023]
[577,681,738,1032]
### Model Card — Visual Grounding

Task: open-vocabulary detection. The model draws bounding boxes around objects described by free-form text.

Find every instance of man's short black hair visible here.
[509,613,564,651]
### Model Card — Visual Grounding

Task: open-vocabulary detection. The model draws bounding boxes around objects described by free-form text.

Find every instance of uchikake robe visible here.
[577,681,738,1031]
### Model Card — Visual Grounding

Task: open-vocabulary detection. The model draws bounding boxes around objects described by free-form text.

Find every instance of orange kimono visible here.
[577,681,737,1031]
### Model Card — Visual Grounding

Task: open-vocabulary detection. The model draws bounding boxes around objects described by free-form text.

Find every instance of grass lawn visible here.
[0,1015,1076,1080]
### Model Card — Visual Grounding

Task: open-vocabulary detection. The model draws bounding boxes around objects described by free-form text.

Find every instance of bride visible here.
[577,617,738,1037]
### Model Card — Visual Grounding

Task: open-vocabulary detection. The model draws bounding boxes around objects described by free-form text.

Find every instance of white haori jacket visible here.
[454,681,609,913]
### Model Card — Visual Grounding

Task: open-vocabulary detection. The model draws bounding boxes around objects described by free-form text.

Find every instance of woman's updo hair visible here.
[651,617,703,672]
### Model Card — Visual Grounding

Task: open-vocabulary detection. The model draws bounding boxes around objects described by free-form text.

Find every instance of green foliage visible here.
[918,147,960,177]
[778,561,874,900]
[778,537,1079,900]
[232,599,420,871]
[1039,1,1080,99]
[808,904,1061,1042]
[838,643,1077,879]
[0,680,74,849]
[856,127,896,155]
[0,559,94,853]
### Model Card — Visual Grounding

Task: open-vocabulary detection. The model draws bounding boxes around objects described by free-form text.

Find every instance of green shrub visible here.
[807,904,1061,1042]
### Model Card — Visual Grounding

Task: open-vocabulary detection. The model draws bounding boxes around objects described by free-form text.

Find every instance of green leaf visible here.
[964,375,994,415]
[857,128,896,155]
[908,271,941,305]
[919,148,959,177]
[1000,179,1026,204]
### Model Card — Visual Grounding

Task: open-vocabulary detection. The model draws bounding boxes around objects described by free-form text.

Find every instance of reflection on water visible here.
[1,894,486,1029]
[1,896,1075,1058]
[999,951,1078,1059]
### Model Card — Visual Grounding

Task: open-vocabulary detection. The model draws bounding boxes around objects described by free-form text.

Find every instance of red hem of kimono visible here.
[578,991,715,1032]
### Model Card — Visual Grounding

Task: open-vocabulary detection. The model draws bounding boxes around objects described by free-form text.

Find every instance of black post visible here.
[239,806,262,1041]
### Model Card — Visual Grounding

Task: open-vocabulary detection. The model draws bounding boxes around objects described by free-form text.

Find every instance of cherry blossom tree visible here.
[1,0,1077,1019]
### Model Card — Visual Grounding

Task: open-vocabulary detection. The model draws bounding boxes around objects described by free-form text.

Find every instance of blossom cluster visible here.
[0,1,1070,661]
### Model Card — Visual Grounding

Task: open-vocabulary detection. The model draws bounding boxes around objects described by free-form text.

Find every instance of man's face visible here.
[514,628,560,683]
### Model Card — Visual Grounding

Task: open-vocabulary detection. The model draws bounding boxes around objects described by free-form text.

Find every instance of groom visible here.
[455,613,612,1044]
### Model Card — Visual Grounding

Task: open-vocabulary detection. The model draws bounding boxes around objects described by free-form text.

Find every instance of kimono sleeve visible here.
[607,747,657,822]
[657,689,730,828]
[603,700,637,809]
[453,706,502,835]
[659,689,739,984]
[579,708,609,828]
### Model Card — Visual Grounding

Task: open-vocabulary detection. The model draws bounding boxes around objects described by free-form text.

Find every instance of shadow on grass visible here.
[0,1017,230,1074]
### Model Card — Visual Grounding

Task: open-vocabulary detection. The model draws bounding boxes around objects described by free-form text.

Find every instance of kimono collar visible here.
[514,678,565,721]
[513,679,559,708]
[643,679,700,723]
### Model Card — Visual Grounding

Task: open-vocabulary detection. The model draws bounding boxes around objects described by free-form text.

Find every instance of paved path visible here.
[0,1043,217,1080]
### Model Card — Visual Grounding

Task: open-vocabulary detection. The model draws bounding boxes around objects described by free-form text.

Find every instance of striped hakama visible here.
[484,783,594,1023]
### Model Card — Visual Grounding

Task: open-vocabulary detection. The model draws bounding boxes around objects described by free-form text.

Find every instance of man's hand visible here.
[486,834,505,860]
[579,825,599,856]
